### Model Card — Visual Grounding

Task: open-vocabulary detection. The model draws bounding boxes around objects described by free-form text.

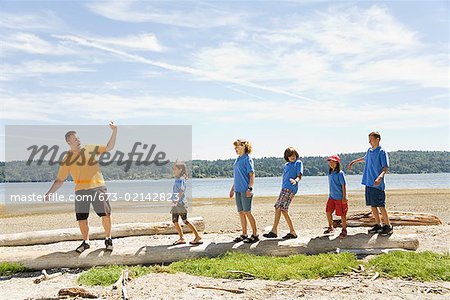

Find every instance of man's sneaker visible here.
[380,225,393,236]
[368,224,383,234]
[105,238,113,251]
[76,241,90,253]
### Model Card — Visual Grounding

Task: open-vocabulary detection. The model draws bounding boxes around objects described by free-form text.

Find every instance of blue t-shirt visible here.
[328,170,347,200]
[233,153,254,193]
[172,176,187,205]
[362,146,389,191]
[281,160,303,194]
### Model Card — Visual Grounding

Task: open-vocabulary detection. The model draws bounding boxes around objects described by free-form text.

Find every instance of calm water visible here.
[1,173,449,203]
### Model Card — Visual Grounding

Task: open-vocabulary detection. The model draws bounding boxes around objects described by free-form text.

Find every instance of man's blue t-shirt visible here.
[281,160,303,194]
[362,146,389,191]
[233,154,254,192]
[328,170,347,200]
[172,177,187,205]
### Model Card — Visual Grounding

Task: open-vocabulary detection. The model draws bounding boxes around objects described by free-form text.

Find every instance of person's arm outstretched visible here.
[44,179,64,201]
[347,156,365,170]
[106,121,118,152]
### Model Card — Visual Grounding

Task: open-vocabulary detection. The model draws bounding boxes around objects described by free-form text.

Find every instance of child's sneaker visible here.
[380,225,393,236]
[105,238,113,251]
[339,229,347,239]
[323,227,334,234]
[368,224,383,234]
[75,241,90,253]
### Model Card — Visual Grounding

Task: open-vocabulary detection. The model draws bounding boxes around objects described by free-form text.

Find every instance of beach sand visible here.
[1,189,449,235]
[1,188,449,300]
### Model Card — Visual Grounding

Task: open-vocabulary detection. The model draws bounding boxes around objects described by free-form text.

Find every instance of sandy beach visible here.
[1,188,449,235]
[1,188,449,300]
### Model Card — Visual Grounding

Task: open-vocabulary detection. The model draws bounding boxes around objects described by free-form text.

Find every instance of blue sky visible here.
[0,1,449,160]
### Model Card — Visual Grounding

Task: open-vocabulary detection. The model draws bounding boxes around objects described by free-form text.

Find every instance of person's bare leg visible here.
[282,210,296,235]
[371,207,382,224]
[78,220,89,241]
[341,215,347,230]
[101,215,112,237]
[245,211,257,236]
[379,207,391,226]
[239,211,248,236]
[184,220,202,243]
[173,221,185,241]
[271,208,282,234]
[326,212,333,228]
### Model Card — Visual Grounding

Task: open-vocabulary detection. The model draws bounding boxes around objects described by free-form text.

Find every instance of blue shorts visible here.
[365,186,386,207]
[235,192,253,212]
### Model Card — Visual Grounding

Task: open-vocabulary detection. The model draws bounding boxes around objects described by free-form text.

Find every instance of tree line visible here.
[0,151,448,182]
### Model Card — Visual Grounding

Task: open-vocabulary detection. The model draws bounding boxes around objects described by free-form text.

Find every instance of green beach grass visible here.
[0,262,26,276]
[77,264,174,286]
[77,251,450,286]
[368,251,450,281]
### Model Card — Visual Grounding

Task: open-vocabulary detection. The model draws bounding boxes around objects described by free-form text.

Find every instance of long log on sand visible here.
[0,233,419,270]
[333,211,442,227]
[0,217,204,247]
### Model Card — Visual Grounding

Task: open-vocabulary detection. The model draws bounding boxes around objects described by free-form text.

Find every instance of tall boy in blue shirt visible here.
[348,131,393,236]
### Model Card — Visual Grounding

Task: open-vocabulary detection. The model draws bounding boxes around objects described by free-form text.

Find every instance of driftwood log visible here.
[0,233,419,270]
[333,211,442,227]
[0,217,204,247]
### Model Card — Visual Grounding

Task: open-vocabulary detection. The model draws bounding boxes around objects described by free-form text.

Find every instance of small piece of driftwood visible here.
[58,287,98,298]
[33,269,62,284]
[194,285,244,294]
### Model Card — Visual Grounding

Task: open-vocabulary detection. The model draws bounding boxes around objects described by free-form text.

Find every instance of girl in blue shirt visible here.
[229,139,258,243]
[324,155,348,239]
[171,162,202,245]
[264,147,302,240]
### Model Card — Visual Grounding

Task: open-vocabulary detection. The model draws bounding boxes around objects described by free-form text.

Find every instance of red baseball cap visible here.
[327,155,341,163]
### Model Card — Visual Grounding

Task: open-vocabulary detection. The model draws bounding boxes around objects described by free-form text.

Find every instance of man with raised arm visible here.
[45,122,117,252]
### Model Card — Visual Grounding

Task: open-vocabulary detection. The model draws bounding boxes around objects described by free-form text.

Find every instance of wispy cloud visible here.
[192,5,448,94]
[85,33,166,52]
[0,61,94,81]
[1,91,447,130]
[85,0,247,28]
[55,34,316,102]
[0,11,65,31]
[1,33,75,55]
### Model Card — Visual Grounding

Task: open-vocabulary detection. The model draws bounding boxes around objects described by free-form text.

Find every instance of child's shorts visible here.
[365,186,386,207]
[171,204,188,222]
[326,198,348,217]
[274,188,295,211]
[235,192,253,212]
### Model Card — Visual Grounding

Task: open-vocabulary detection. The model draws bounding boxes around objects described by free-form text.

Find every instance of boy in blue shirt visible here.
[348,131,393,236]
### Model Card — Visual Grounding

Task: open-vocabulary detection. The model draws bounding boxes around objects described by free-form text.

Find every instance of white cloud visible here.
[55,34,316,102]
[1,92,447,130]
[0,11,64,31]
[85,1,246,28]
[86,33,165,52]
[0,61,94,81]
[349,56,449,89]
[190,5,447,94]
[1,33,75,55]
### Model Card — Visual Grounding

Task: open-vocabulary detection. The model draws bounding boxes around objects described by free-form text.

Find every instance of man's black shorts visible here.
[75,186,111,220]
